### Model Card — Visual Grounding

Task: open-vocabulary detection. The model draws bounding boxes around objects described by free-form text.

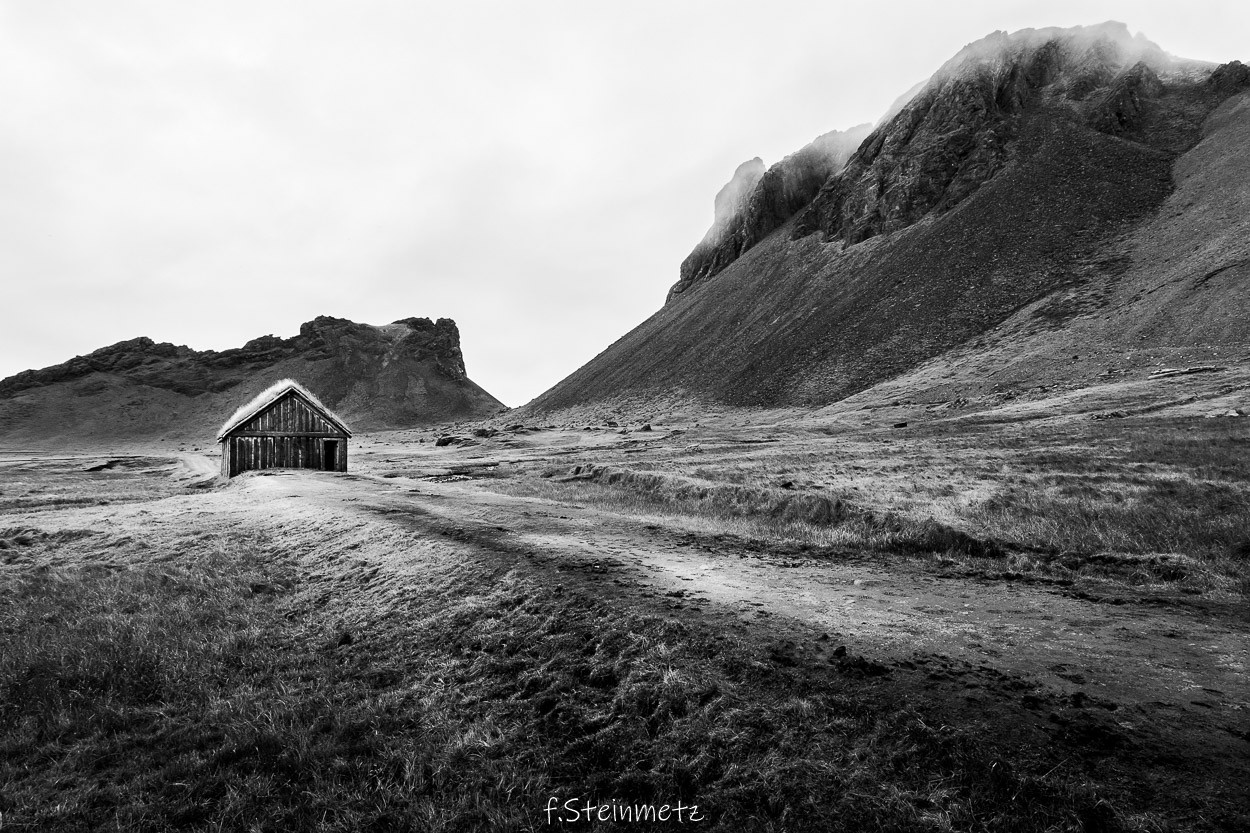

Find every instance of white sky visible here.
[1,1,1246,406]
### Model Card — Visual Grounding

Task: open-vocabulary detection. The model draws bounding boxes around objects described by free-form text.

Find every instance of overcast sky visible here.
[1,1,1247,406]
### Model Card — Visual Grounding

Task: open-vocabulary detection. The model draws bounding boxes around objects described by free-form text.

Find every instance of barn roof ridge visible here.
[216,378,352,441]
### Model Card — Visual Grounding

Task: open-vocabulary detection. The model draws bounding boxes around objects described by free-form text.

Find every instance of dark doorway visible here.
[323,440,339,471]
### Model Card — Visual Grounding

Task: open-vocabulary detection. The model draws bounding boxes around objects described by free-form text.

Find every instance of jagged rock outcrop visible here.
[0,316,505,442]
[528,23,1250,414]
[0,316,477,396]
[671,124,872,299]
[1208,59,1250,95]
[709,158,766,239]
[1091,61,1165,134]
[791,23,1186,246]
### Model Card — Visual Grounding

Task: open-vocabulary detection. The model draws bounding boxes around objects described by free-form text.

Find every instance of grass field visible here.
[496,417,1250,600]
[1,528,1119,832]
[1,413,1246,831]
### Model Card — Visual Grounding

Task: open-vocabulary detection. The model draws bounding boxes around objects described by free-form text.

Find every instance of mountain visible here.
[0,316,505,445]
[527,22,1250,415]
[671,123,873,300]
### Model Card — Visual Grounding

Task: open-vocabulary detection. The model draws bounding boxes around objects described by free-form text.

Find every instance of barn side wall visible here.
[224,435,348,476]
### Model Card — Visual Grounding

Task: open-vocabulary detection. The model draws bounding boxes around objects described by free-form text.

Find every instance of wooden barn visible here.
[217,379,351,477]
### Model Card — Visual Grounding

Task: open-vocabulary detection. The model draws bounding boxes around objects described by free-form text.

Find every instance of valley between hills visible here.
[2,379,1247,830]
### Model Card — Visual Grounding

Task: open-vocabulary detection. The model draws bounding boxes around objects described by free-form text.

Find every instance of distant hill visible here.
[0,316,505,445]
[527,22,1250,415]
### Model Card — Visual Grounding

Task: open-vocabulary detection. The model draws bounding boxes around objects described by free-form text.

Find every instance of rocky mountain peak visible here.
[936,21,1169,84]
[670,123,872,300]
[666,23,1238,301]
[708,158,766,244]
[788,23,1232,248]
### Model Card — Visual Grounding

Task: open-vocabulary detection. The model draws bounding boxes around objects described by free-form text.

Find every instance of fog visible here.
[1,1,1246,406]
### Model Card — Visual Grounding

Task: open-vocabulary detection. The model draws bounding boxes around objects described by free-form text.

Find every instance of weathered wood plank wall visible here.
[238,394,339,435]
[222,435,347,476]
[221,391,349,477]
